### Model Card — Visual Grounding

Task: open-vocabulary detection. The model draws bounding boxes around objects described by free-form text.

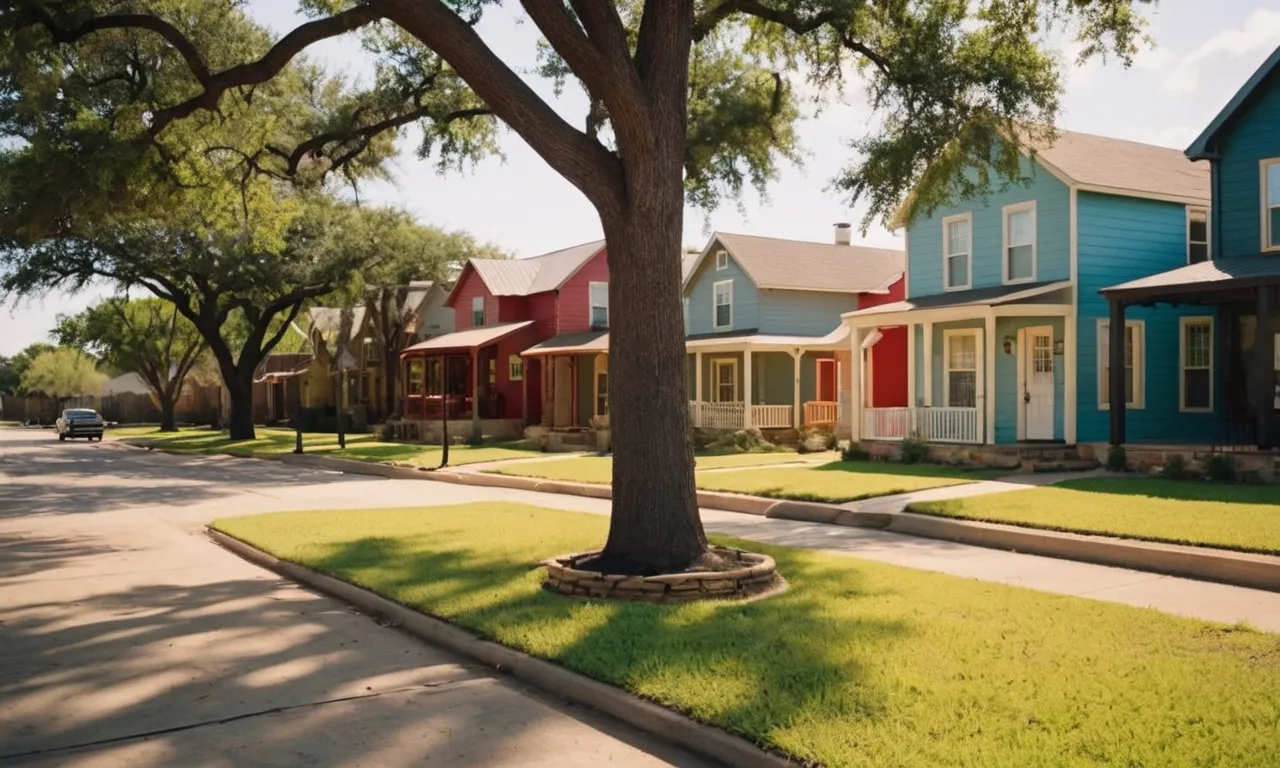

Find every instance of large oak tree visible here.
[2,0,1153,573]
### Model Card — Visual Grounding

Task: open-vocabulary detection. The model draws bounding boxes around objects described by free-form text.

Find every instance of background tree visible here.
[20,348,107,404]
[55,297,207,431]
[2,0,1154,574]
[1,343,57,395]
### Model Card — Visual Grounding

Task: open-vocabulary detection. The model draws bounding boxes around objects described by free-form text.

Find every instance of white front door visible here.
[1021,327,1055,440]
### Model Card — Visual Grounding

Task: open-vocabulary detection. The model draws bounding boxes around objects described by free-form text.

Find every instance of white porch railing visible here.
[862,406,982,444]
[752,405,792,428]
[690,401,745,429]
[803,401,839,426]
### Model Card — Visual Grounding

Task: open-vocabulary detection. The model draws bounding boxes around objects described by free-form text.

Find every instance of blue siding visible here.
[1217,71,1280,257]
[757,289,855,335]
[684,243,758,336]
[1076,193,1223,443]
[907,155,1070,298]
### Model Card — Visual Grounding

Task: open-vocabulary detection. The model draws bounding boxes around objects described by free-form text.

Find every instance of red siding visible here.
[555,247,610,333]
[449,265,496,330]
[528,292,558,337]
[859,275,908,408]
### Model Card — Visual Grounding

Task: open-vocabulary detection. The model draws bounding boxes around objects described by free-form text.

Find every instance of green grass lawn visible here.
[111,426,542,467]
[909,476,1280,555]
[491,451,816,485]
[696,461,997,503]
[213,503,1280,768]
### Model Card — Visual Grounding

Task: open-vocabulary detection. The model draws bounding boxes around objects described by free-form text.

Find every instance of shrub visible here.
[708,427,779,454]
[1205,453,1236,483]
[900,432,928,465]
[826,431,840,451]
[1159,454,1188,480]
[842,442,871,462]
[796,441,811,455]
[1105,445,1128,473]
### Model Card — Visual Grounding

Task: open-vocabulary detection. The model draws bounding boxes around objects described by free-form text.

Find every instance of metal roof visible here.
[462,240,606,299]
[401,321,534,355]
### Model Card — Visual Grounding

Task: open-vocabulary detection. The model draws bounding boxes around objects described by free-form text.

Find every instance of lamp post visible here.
[439,354,450,469]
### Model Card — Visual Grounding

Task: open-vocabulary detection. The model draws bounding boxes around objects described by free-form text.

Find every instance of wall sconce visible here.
[1054,340,1065,355]
[1002,336,1015,355]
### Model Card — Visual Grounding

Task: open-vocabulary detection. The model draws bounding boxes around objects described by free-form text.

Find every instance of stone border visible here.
[544,546,783,603]
[206,528,792,768]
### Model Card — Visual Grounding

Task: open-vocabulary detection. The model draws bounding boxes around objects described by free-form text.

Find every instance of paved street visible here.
[4,428,1280,766]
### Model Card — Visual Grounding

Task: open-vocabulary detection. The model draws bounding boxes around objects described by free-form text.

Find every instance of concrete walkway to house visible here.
[843,469,1107,512]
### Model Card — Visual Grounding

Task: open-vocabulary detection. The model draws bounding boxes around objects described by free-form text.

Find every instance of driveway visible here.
[0,430,712,767]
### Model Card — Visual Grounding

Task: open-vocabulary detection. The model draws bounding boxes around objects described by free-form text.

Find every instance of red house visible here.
[400,240,608,442]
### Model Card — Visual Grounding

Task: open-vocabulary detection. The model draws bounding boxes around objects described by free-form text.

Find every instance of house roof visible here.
[842,280,1072,322]
[401,321,534,355]
[522,330,609,356]
[308,306,367,345]
[687,232,905,294]
[103,372,153,396]
[1101,255,1280,298]
[685,327,850,350]
[254,353,312,382]
[454,240,606,303]
[1186,46,1280,160]
[1026,128,1210,205]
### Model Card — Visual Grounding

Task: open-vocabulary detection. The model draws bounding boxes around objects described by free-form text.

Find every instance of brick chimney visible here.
[834,222,852,245]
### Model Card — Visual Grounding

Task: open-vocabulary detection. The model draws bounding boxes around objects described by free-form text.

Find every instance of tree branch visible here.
[25,7,211,82]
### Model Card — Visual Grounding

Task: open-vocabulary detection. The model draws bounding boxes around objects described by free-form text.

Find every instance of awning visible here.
[842,280,1073,327]
[685,325,849,352]
[523,330,609,356]
[401,321,534,356]
[1101,254,1280,301]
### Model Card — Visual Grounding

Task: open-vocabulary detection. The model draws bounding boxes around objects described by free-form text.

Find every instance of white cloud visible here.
[1164,8,1280,94]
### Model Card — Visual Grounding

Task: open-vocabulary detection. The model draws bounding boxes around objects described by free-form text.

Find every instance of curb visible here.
[206,528,793,768]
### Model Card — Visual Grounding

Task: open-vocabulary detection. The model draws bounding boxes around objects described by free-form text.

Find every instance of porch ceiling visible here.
[1101,254,1280,302]
[841,280,1073,327]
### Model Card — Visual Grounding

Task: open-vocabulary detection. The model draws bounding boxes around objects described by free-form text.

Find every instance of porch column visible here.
[571,355,579,428]
[521,355,528,425]
[743,347,754,429]
[540,355,550,426]
[922,321,934,406]
[849,329,863,442]
[1063,311,1077,445]
[791,349,802,429]
[1256,286,1274,450]
[470,348,481,438]
[906,323,916,407]
[984,313,996,445]
[693,350,703,428]
[1108,298,1127,446]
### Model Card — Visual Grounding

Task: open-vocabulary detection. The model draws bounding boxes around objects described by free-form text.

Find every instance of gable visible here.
[684,238,759,336]
[1186,46,1280,160]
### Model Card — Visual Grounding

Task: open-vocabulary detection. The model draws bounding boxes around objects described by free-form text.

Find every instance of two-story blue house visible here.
[683,228,905,436]
[842,129,1211,452]
[1102,46,1280,454]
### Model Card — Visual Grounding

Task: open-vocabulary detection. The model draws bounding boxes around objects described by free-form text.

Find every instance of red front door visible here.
[816,358,837,402]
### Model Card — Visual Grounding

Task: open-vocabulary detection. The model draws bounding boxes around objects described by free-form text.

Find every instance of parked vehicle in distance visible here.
[56,409,105,442]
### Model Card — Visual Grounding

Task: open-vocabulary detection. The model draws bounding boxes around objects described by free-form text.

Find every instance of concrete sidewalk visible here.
[843,469,1107,512]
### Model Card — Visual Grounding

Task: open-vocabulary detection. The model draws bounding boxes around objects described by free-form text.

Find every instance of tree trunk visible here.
[158,395,177,432]
[227,376,255,441]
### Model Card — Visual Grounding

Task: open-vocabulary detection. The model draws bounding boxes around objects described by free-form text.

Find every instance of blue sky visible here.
[3,0,1278,354]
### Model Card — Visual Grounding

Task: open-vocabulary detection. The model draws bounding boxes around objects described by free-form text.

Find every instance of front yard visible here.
[213,503,1280,768]
[491,452,817,485]
[110,426,543,467]
[909,477,1280,555]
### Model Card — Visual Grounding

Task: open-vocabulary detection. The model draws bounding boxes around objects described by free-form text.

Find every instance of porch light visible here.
[1003,335,1016,355]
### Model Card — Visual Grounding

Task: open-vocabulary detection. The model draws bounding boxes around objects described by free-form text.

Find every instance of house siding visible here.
[757,289,855,335]
[449,266,497,330]
[686,243,759,335]
[1076,192,1223,443]
[860,275,909,408]
[418,288,455,339]
[557,248,610,333]
[1216,71,1280,257]
[907,155,1070,298]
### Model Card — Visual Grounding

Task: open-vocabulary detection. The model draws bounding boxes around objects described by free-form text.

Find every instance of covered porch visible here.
[843,281,1074,446]
[1101,256,1280,452]
[685,329,851,433]
[522,331,610,441]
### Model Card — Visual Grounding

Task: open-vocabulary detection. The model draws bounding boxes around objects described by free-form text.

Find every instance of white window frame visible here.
[589,281,609,328]
[942,329,982,409]
[508,354,523,382]
[1261,158,1280,252]
[1179,317,1213,413]
[593,354,609,417]
[715,250,729,270]
[942,213,972,291]
[711,358,738,402]
[712,279,733,330]
[1097,319,1145,410]
[1187,207,1210,264]
[471,295,485,326]
[1002,201,1037,285]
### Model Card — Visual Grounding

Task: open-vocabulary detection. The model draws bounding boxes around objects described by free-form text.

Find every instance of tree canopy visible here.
[20,348,106,400]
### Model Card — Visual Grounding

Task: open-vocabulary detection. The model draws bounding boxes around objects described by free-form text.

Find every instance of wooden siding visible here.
[1217,71,1280,257]
[685,240,759,335]
[418,287,455,338]
[860,275,909,408]
[907,154,1070,297]
[1076,192,1223,443]
[449,265,498,330]
[557,247,610,333]
[757,289,856,335]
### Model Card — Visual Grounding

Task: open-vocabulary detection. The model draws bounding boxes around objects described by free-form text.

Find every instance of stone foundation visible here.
[542,546,783,603]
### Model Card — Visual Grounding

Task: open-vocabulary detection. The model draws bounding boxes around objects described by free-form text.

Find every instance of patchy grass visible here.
[491,452,814,485]
[0,420,21,427]
[696,461,998,503]
[214,503,1280,768]
[910,477,1280,555]
[112,426,542,467]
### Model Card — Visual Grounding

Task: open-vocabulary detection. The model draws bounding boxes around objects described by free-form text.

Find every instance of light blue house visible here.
[1102,46,1280,452]
[683,228,906,435]
[842,128,1211,450]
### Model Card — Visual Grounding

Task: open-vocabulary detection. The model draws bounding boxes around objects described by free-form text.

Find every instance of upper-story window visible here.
[713,280,733,329]
[942,213,971,291]
[1003,202,1036,284]
[1188,208,1210,264]
[471,296,484,326]
[589,281,609,328]
[1263,159,1280,251]
[715,250,729,270]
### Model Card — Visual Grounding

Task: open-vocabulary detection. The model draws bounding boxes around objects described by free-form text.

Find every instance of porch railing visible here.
[804,401,839,426]
[690,401,745,430]
[862,406,982,444]
[752,404,792,429]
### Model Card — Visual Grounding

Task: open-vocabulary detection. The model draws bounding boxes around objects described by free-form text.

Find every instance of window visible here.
[589,281,609,328]
[471,296,485,326]
[712,359,737,402]
[408,360,424,395]
[1003,202,1036,283]
[363,337,380,364]
[715,250,729,270]
[1098,320,1145,408]
[713,280,733,329]
[508,354,523,382]
[593,355,609,417]
[943,331,978,408]
[1180,318,1213,412]
[1188,208,1209,264]
[942,214,971,290]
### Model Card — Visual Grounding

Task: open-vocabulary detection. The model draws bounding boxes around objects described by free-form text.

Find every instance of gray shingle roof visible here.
[1102,255,1280,296]
[1028,128,1210,205]
[307,306,366,344]
[467,240,606,297]
[702,232,905,293]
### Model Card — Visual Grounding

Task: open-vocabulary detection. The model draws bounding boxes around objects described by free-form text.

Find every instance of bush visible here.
[1106,445,1128,472]
[1159,454,1188,480]
[842,442,871,462]
[1205,453,1236,483]
[796,441,811,455]
[826,432,840,451]
[900,432,928,465]
[707,427,780,454]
